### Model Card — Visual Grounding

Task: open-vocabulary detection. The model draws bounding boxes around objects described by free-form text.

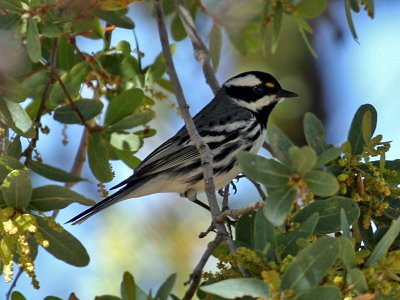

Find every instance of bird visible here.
[67,71,297,224]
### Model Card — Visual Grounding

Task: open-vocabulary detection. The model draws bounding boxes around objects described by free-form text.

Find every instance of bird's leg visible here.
[182,189,210,211]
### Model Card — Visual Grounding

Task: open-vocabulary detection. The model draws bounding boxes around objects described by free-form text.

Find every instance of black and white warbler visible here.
[67,71,297,224]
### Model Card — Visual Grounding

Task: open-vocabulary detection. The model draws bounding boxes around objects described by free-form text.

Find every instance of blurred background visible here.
[2,0,400,298]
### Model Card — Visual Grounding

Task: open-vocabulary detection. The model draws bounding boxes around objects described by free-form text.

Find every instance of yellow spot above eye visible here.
[265,82,275,88]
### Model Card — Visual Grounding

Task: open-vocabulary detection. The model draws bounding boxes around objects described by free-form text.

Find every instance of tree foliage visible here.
[0,0,393,299]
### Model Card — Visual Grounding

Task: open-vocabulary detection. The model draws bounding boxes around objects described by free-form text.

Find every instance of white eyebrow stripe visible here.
[224,74,262,87]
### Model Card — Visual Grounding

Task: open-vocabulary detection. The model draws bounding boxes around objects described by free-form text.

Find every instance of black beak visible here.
[277,89,298,98]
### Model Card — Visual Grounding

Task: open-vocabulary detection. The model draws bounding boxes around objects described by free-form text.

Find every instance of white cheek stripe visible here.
[224,74,262,87]
[231,95,278,111]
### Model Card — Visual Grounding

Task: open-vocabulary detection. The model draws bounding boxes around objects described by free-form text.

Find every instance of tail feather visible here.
[66,189,127,225]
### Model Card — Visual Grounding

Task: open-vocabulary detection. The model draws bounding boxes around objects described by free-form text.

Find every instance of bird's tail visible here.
[66,189,128,225]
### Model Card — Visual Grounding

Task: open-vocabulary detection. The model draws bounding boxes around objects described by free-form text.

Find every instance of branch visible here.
[5,268,23,300]
[154,1,244,295]
[183,233,224,300]
[175,0,220,94]
[23,39,59,166]
[214,202,264,223]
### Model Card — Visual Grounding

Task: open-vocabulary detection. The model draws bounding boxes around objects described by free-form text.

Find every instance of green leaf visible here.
[340,208,351,238]
[264,187,297,226]
[296,0,327,18]
[236,211,256,247]
[0,76,27,103]
[281,237,338,293]
[11,291,26,300]
[346,268,369,295]
[200,278,270,299]
[238,152,291,189]
[289,146,317,175]
[0,100,34,137]
[171,14,187,41]
[110,133,141,152]
[0,156,25,183]
[315,147,342,167]
[209,24,222,71]
[49,61,90,105]
[121,271,136,300]
[271,2,283,53]
[304,170,339,196]
[254,209,276,260]
[113,149,141,169]
[53,99,104,124]
[29,185,95,211]
[294,196,360,234]
[27,18,41,63]
[279,213,319,257]
[108,112,153,132]
[267,124,294,164]
[88,132,114,182]
[295,286,341,300]
[348,104,377,155]
[95,9,135,29]
[105,88,145,125]
[294,15,313,34]
[95,296,121,300]
[303,112,329,155]
[155,273,176,300]
[36,216,90,266]
[299,28,318,58]
[57,36,75,71]
[0,0,21,13]
[344,0,359,41]
[365,215,400,267]
[337,235,356,270]
[30,161,85,183]
[2,170,31,209]
[6,136,22,159]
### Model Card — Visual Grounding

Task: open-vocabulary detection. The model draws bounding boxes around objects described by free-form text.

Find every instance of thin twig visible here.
[222,184,230,210]
[55,73,90,128]
[23,39,59,166]
[175,0,220,94]
[183,233,224,299]
[214,202,264,223]
[248,178,267,200]
[5,268,23,300]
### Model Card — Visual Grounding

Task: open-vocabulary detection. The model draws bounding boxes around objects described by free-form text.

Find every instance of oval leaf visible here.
[49,62,90,105]
[110,133,141,152]
[295,286,341,300]
[365,215,400,267]
[238,152,292,188]
[29,185,95,211]
[36,216,90,266]
[105,88,145,125]
[267,124,294,165]
[289,146,317,175]
[155,273,177,300]
[294,196,360,234]
[2,170,31,209]
[53,99,104,124]
[88,132,114,182]
[281,237,338,293]
[30,161,85,183]
[27,18,41,63]
[108,112,153,132]
[254,209,276,260]
[346,268,369,295]
[120,271,136,300]
[0,100,34,137]
[303,112,329,155]
[95,9,135,29]
[209,24,222,71]
[264,187,297,226]
[200,278,270,299]
[348,104,377,155]
[315,147,342,167]
[304,170,339,196]
[296,0,327,18]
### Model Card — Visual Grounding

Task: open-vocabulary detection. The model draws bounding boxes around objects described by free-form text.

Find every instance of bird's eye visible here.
[253,85,264,94]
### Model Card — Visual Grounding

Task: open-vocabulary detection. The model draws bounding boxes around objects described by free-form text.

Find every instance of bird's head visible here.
[223,71,298,113]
